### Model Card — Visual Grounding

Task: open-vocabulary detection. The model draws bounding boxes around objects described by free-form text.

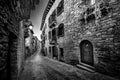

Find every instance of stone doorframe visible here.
[79,40,94,67]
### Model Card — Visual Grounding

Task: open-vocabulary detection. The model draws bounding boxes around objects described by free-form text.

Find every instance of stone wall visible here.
[0,1,20,80]
[0,22,9,80]
[9,32,18,80]
[0,0,39,80]
[41,0,120,78]
[56,0,120,78]
[0,7,19,80]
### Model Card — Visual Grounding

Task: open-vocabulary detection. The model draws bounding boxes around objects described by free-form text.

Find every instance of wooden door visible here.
[80,40,94,66]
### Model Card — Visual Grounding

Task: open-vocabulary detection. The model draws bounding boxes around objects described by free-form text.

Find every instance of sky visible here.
[30,0,48,41]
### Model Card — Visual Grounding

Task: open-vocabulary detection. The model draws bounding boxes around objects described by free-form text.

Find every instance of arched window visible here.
[57,23,64,37]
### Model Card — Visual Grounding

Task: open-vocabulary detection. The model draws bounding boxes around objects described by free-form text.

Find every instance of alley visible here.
[1,0,120,80]
[20,47,117,80]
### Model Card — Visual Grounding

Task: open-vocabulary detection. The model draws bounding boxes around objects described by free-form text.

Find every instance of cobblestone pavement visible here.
[20,47,117,80]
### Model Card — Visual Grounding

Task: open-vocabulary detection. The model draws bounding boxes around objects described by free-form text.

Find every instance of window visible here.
[49,10,56,26]
[59,48,64,61]
[51,10,56,22]
[52,46,58,59]
[86,14,96,23]
[24,28,29,38]
[49,46,52,55]
[43,36,45,44]
[49,22,56,28]
[86,7,95,15]
[57,23,64,37]
[99,2,110,17]
[45,48,47,56]
[57,0,64,16]
[101,8,108,17]
[52,28,57,42]
[79,18,85,25]
[49,31,52,41]
[60,48,64,57]
[45,34,47,40]
[81,0,91,5]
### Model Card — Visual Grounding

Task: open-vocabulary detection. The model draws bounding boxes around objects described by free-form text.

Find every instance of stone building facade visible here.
[24,21,35,59]
[41,0,120,79]
[0,0,39,80]
[25,26,39,59]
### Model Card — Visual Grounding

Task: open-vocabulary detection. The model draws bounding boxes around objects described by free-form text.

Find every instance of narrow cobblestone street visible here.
[1,0,120,80]
[20,45,117,80]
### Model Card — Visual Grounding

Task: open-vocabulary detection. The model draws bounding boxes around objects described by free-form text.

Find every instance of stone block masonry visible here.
[40,0,120,79]
[0,23,9,80]
[0,0,40,80]
[56,0,120,79]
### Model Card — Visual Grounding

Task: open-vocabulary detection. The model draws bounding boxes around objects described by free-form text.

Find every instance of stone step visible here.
[76,63,95,73]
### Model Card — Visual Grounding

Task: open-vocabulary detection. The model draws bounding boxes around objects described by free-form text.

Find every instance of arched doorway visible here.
[80,40,94,66]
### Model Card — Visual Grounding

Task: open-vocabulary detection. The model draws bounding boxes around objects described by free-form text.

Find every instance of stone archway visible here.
[80,40,94,66]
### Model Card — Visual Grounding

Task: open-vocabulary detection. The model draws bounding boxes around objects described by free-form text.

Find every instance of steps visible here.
[76,63,95,73]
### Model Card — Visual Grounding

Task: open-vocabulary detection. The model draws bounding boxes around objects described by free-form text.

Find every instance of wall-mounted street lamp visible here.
[24,21,34,38]
[28,24,34,34]
[29,25,33,30]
